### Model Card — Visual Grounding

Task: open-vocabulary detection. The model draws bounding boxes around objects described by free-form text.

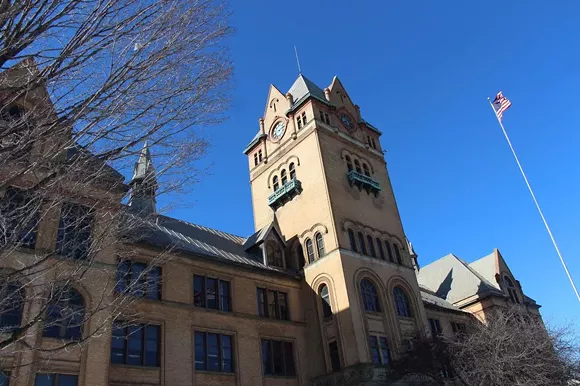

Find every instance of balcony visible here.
[347,170,381,196]
[268,178,302,209]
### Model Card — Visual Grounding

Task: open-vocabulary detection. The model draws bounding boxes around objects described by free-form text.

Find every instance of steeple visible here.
[128,142,157,215]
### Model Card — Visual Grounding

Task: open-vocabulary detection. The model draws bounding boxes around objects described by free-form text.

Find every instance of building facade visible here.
[0,68,540,386]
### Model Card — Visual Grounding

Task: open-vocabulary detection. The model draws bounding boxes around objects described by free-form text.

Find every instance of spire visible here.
[128,142,158,215]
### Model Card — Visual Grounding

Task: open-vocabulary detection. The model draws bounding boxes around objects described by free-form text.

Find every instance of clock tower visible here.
[244,74,428,379]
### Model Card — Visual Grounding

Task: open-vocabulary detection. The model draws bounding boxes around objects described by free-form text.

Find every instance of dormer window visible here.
[504,276,520,303]
[266,241,284,268]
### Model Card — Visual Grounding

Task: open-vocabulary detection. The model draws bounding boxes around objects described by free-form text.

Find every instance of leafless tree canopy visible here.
[0,0,232,365]
[391,307,580,386]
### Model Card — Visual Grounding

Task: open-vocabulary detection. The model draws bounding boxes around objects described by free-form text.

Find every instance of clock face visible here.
[340,114,354,130]
[270,121,286,141]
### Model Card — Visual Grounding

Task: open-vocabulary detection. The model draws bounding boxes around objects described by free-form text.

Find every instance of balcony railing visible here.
[268,178,302,209]
[347,170,381,196]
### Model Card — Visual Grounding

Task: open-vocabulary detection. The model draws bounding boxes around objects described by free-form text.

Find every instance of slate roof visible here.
[129,213,296,276]
[420,285,468,314]
[287,74,329,109]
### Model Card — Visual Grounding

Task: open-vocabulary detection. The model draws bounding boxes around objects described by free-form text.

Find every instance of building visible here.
[0,65,540,386]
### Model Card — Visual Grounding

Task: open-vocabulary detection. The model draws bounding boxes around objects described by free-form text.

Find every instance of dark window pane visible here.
[127,326,144,365]
[329,341,340,372]
[59,375,78,386]
[360,279,380,312]
[369,336,381,364]
[219,281,231,312]
[206,333,220,371]
[194,275,205,307]
[34,374,53,386]
[306,239,314,263]
[272,340,284,375]
[221,335,233,372]
[56,203,93,260]
[115,260,129,294]
[357,232,367,255]
[278,292,288,320]
[111,325,126,364]
[146,267,161,300]
[367,235,376,257]
[385,242,393,262]
[130,263,145,298]
[206,278,218,310]
[145,326,160,367]
[262,340,272,375]
[195,331,206,370]
[379,337,390,365]
[315,233,325,258]
[283,341,296,376]
[268,290,278,319]
[257,288,267,317]
[0,283,24,330]
[376,239,385,260]
[320,285,332,318]
[348,229,357,252]
[394,244,402,264]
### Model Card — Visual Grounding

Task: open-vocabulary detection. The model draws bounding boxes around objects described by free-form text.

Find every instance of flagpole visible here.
[488,98,580,303]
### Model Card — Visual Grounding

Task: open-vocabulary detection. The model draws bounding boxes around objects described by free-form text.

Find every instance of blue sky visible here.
[158,1,580,328]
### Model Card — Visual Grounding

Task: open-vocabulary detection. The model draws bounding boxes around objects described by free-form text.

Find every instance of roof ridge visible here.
[155,214,246,242]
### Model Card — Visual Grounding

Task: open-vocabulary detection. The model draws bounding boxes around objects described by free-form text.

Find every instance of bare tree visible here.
[0,0,232,373]
[391,307,580,386]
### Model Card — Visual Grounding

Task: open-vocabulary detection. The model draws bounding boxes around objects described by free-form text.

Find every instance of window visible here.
[357,232,367,255]
[367,136,371,146]
[301,112,307,126]
[266,242,284,268]
[305,239,314,263]
[34,374,78,386]
[253,153,258,166]
[319,110,325,122]
[261,339,296,377]
[0,283,24,332]
[295,244,305,269]
[366,235,376,258]
[345,156,353,172]
[116,260,161,300]
[368,336,390,365]
[348,229,357,252]
[329,341,340,372]
[371,138,377,149]
[354,159,361,173]
[257,288,288,320]
[111,322,160,367]
[258,150,263,162]
[451,322,466,334]
[362,163,370,177]
[281,169,287,185]
[43,287,84,340]
[504,276,520,304]
[195,331,234,373]
[315,233,325,258]
[393,244,402,265]
[393,286,411,317]
[0,187,39,249]
[297,115,302,130]
[56,202,93,260]
[319,284,332,318]
[376,238,385,260]
[385,241,394,262]
[0,371,9,386]
[360,279,380,312]
[289,163,296,179]
[193,275,231,312]
[272,176,279,191]
[429,318,442,335]
[324,113,330,124]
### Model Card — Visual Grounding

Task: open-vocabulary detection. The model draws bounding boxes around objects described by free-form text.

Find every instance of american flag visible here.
[492,91,512,121]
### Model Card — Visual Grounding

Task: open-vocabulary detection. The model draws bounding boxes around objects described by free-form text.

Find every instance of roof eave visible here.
[243,134,267,154]
[285,93,331,116]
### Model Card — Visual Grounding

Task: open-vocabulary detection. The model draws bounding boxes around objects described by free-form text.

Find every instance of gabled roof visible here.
[419,285,469,314]
[243,132,266,155]
[287,74,329,110]
[243,217,285,251]
[468,252,500,290]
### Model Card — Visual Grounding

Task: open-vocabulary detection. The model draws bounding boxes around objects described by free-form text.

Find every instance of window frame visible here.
[43,287,85,341]
[354,159,361,173]
[348,229,357,252]
[357,232,367,255]
[110,321,161,367]
[289,163,296,180]
[305,239,314,263]
[366,235,376,258]
[360,279,380,313]
[272,176,279,191]
[116,260,162,301]
[393,243,403,265]
[194,331,235,373]
[376,238,385,260]
[0,187,40,249]
[428,318,442,335]
[55,202,94,260]
[328,341,340,372]
[0,283,24,331]
[393,286,412,318]
[261,339,296,377]
[345,155,353,172]
[315,233,325,258]
[385,241,394,262]
[362,163,370,177]
[34,373,78,386]
[280,169,287,185]
[193,275,231,312]
[368,335,390,365]
[257,288,289,320]
[319,284,332,319]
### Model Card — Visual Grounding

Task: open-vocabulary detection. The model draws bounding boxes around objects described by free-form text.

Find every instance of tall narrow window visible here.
[254,153,258,166]
[257,288,289,320]
[301,112,307,125]
[393,286,411,317]
[369,336,381,364]
[272,176,279,191]
[0,283,24,331]
[362,163,370,177]
[110,322,160,367]
[319,284,332,318]
[56,202,93,260]
[357,232,367,255]
[193,275,231,312]
[329,341,340,372]
[360,279,380,312]
[281,169,287,185]
[371,138,377,149]
[306,239,314,263]
[348,229,357,252]
[393,244,402,265]
[367,136,371,146]
[504,277,520,304]
[354,160,361,173]
[376,238,385,260]
[0,187,39,249]
[258,150,263,162]
[315,233,325,258]
[261,339,296,377]
[429,318,442,335]
[296,244,305,269]
[324,113,330,124]
[297,116,302,130]
[289,163,296,179]
[43,287,84,340]
[385,241,394,262]
[319,110,325,122]
[367,235,376,258]
[345,156,353,172]
[195,331,234,373]
[116,260,161,300]
[267,242,284,268]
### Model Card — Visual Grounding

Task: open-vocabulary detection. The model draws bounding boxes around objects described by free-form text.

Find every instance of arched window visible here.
[393,286,411,317]
[357,232,367,255]
[360,279,380,312]
[273,176,279,191]
[0,282,24,331]
[348,229,357,252]
[354,159,362,173]
[362,163,370,177]
[315,233,325,258]
[393,244,402,265]
[367,235,376,258]
[306,239,315,263]
[281,169,287,185]
[504,276,520,304]
[319,284,332,318]
[296,244,305,269]
[385,241,394,262]
[376,238,385,260]
[345,156,353,172]
[43,287,85,340]
[289,163,296,180]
